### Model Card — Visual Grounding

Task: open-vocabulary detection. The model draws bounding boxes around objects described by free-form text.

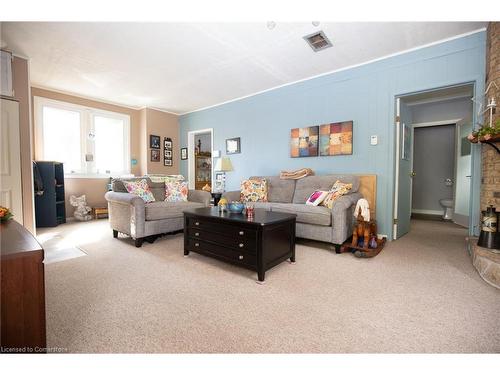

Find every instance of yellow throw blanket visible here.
[279,168,314,180]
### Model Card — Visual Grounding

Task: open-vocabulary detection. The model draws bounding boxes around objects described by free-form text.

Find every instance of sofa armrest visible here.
[105,191,145,207]
[105,191,146,239]
[221,190,240,202]
[330,192,363,244]
[188,190,211,206]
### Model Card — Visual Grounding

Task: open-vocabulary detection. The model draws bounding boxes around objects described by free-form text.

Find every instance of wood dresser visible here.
[1,220,46,353]
[184,207,296,282]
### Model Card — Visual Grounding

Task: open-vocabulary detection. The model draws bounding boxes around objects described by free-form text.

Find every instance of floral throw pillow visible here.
[165,180,189,202]
[123,179,156,203]
[240,179,268,202]
[321,180,352,209]
[305,190,329,206]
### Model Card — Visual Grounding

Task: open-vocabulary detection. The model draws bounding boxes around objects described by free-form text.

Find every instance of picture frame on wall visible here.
[164,138,172,149]
[181,147,188,160]
[319,121,353,156]
[164,159,172,167]
[150,135,160,149]
[151,149,160,162]
[165,150,172,158]
[214,172,225,192]
[226,137,241,154]
[290,126,319,158]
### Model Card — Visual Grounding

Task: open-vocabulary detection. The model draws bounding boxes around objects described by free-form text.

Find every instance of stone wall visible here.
[480,22,500,210]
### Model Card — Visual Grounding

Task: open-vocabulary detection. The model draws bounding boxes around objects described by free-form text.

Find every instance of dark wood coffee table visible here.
[183,207,296,282]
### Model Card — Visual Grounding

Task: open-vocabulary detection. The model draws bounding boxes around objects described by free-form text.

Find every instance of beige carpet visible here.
[39,219,500,353]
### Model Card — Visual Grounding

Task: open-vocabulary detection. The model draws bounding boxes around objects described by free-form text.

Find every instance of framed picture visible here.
[319,121,353,156]
[214,172,225,192]
[402,123,411,160]
[151,149,160,162]
[164,150,172,158]
[290,126,319,157]
[150,135,160,149]
[164,138,172,149]
[181,147,188,160]
[164,159,172,167]
[226,137,241,154]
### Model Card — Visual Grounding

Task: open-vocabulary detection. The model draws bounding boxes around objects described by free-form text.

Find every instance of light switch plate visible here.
[370,135,378,145]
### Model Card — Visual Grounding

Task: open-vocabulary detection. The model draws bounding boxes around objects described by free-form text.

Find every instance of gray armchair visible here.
[105,178,211,247]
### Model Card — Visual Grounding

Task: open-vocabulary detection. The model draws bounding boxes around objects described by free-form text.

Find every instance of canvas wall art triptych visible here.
[290,121,353,158]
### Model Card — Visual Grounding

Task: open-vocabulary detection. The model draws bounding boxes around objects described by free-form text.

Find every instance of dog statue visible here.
[70,195,92,221]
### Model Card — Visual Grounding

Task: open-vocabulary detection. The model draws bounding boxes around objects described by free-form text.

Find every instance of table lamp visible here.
[214,157,233,192]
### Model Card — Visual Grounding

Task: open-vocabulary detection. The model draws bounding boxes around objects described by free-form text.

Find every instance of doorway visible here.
[187,128,213,190]
[393,84,475,239]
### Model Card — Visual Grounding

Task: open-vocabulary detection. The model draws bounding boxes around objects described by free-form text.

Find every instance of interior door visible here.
[394,98,412,239]
[0,98,23,224]
[454,119,472,227]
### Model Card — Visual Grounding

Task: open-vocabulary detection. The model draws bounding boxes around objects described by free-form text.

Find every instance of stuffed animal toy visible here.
[70,195,92,221]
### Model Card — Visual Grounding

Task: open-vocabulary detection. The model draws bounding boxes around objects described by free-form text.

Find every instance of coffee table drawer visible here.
[187,217,256,239]
[187,227,256,253]
[186,238,256,266]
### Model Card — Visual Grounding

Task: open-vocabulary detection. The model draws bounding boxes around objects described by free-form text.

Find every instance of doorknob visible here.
[410,171,416,177]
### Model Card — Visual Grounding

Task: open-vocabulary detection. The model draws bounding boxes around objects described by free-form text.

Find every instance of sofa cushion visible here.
[292,175,359,204]
[270,203,331,226]
[165,180,189,202]
[145,201,204,221]
[240,178,268,202]
[250,176,296,203]
[149,181,166,202]
[122,179,156,203]
[251,202,272,210]
[112,177,153,193]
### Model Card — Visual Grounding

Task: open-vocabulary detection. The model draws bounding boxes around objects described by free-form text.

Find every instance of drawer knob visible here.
[195,243,199,247]
[195,232,199,237]
[239,231,244,235]
[239,255,244,260]
[239,243,244,248]
[195,222,199,226]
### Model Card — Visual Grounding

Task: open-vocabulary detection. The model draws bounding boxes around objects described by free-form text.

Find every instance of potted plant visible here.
[467,119,500,143]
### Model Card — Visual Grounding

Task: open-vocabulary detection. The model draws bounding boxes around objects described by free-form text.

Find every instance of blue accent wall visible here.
[180,31,486,238]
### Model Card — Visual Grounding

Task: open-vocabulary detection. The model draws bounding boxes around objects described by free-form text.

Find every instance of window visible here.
[35,97,130,177]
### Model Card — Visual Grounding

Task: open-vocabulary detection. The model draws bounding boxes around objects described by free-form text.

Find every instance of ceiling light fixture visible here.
[267,21,276,30]
[312,21,320,27]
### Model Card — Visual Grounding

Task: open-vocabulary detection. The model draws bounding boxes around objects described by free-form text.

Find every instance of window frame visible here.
[34,96,131,179]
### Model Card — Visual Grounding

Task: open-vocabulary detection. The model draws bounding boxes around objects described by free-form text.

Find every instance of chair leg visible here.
[135,238,144,248]
[113,230,118,238]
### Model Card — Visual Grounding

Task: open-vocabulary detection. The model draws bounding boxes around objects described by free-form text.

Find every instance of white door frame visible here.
[393,98,401,239]
[187,128,213,190]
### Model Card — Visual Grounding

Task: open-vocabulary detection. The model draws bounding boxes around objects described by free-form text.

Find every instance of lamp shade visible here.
[214,157,234,172]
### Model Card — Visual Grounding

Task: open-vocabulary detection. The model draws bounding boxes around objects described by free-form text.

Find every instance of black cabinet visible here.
[34,161,66,227]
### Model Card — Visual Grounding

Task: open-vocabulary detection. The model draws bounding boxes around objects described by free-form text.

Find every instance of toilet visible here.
[439,199,454,220]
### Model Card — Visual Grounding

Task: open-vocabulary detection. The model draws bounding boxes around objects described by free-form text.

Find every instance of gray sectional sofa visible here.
[105,177,211,247]
[223,174,362,248]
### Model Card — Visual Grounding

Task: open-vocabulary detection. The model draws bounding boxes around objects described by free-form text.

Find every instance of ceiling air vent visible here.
[303,31,332,52]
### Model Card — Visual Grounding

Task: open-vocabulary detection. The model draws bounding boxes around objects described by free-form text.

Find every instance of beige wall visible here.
[12,56,35,233]
[481,22,500,210]
[144,108,180,175]
[30,88,180,217]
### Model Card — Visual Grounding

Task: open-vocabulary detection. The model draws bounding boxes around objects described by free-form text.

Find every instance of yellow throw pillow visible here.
[322,180,352,209]
[240,179,268,202]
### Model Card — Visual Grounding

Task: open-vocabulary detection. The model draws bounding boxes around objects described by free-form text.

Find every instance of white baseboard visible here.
[411,209,442,215]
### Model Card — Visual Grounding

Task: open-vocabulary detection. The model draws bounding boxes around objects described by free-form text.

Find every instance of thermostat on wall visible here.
[370,135,378,146]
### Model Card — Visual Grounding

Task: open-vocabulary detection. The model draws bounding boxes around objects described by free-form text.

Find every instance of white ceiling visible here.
[1,22,487,114]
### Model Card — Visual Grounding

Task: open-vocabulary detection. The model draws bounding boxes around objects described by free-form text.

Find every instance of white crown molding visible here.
[180,27,487,116]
